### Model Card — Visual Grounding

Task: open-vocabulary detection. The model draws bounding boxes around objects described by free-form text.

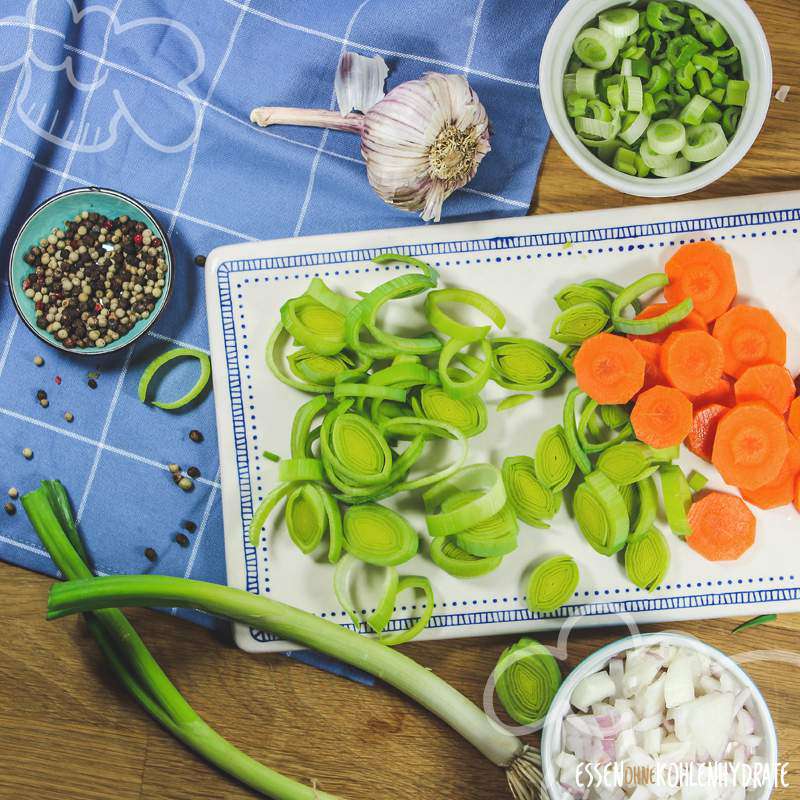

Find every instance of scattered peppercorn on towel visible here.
[0,0,564,680]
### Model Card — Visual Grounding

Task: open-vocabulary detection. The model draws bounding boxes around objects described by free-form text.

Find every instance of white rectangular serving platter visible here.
[207,190,800,653]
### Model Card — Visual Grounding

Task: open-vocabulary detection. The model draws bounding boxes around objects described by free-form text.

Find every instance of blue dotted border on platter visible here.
[215,206,800,644]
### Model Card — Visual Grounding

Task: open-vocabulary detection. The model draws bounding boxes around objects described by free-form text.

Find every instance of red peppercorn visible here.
[35,301,44,311]
[133,233,143,246]
[94,303,103,313]
[54,375,62,385]
[22,278,30,290]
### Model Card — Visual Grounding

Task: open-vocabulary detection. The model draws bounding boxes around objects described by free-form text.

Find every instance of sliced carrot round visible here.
[628,302,707,345]
[711,402,789,490]
[794,475,800,514]
[733,364,796,415]
[692,376,735,408]
[664,241,737,322]
[660,330,724,397]
[631,385,693,449]
[741,432,800,509]
[687,491,756,561]
[687,403,729,463]
[631,339,665,392]
[712,305,787,379]
[789,397,800,439]
[574,333,646,405]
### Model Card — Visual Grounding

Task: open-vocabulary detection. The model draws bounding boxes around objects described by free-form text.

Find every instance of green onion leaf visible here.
[138,348,211,410]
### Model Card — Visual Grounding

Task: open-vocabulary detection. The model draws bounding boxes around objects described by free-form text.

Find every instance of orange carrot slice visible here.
[628,302,707,345]
[687,492,756,561]
[795,475,800,514]
[712,305,787,379]
[574,333,646,405]
[734,364,796,415]
[631,339,665,392]
[711,402,789,490]
[660,330,725,397]
[692,377,735,408]
[631,385,693,449]
[664,241,737,322]
[789,397,800,439]
[687,403,729,463]
[741,432,800,509]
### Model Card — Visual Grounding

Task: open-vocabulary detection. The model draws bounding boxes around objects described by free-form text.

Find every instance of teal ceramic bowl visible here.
[8,187,173,356]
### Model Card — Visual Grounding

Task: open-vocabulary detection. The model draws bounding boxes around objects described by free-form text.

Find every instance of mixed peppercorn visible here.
[21,211,167,349]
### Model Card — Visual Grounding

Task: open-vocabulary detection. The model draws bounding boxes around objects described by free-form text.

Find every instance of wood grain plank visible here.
[2,1,799,797]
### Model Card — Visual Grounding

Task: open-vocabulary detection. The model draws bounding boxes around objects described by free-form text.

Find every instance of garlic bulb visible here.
[250,53,491,222]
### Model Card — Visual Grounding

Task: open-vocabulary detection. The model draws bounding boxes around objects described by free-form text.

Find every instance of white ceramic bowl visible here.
[540,632,779,800]
[539,0,772,197]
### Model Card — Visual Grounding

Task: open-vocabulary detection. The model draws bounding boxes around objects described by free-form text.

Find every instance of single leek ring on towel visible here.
[611,273,694,334]
[489,337,565,392]
[574,470,629,556]
[497,394,534,413]
[447,491,519,557]
[342,503,419,566]
[550,302,610,345]
[423,464,506,538]
[534,425,575,493]
[424,288,506,343]
[625,527,670,591]
[138,348,211,410]
[494,638,562,726]
[660,464,693,537]
[502,456,561,529]
[414,380,487,438]
[597,442,658,485]
[526,555,579,614]
[429,537,503,578]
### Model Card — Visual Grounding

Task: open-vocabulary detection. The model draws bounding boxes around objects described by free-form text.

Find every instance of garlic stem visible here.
[250,107,364,134]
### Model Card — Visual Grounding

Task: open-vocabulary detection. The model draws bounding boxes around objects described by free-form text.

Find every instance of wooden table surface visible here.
[2,2,800,798]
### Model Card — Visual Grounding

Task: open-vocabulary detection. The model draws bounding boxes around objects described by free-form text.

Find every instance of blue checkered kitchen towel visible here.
[0,0,564,678]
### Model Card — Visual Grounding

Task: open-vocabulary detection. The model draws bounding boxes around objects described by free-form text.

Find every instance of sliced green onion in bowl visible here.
[653,155,691,177]
[682,122,728,163]
[574,27,620,70]
[647,118,686,155]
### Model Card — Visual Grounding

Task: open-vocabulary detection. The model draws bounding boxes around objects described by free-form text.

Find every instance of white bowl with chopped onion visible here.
[540,632,778,800]
[539,0,772,197]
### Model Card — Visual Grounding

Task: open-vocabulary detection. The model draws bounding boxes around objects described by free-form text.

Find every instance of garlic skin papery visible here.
[251,54,491,222]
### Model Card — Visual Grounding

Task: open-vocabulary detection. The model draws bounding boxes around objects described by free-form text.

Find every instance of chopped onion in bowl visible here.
[555,645,765,800]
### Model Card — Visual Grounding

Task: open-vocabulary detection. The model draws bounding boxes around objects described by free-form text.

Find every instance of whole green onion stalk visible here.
[24,481,546,800]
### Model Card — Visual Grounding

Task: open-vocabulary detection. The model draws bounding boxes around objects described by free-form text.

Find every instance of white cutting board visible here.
[206,191,800,653]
